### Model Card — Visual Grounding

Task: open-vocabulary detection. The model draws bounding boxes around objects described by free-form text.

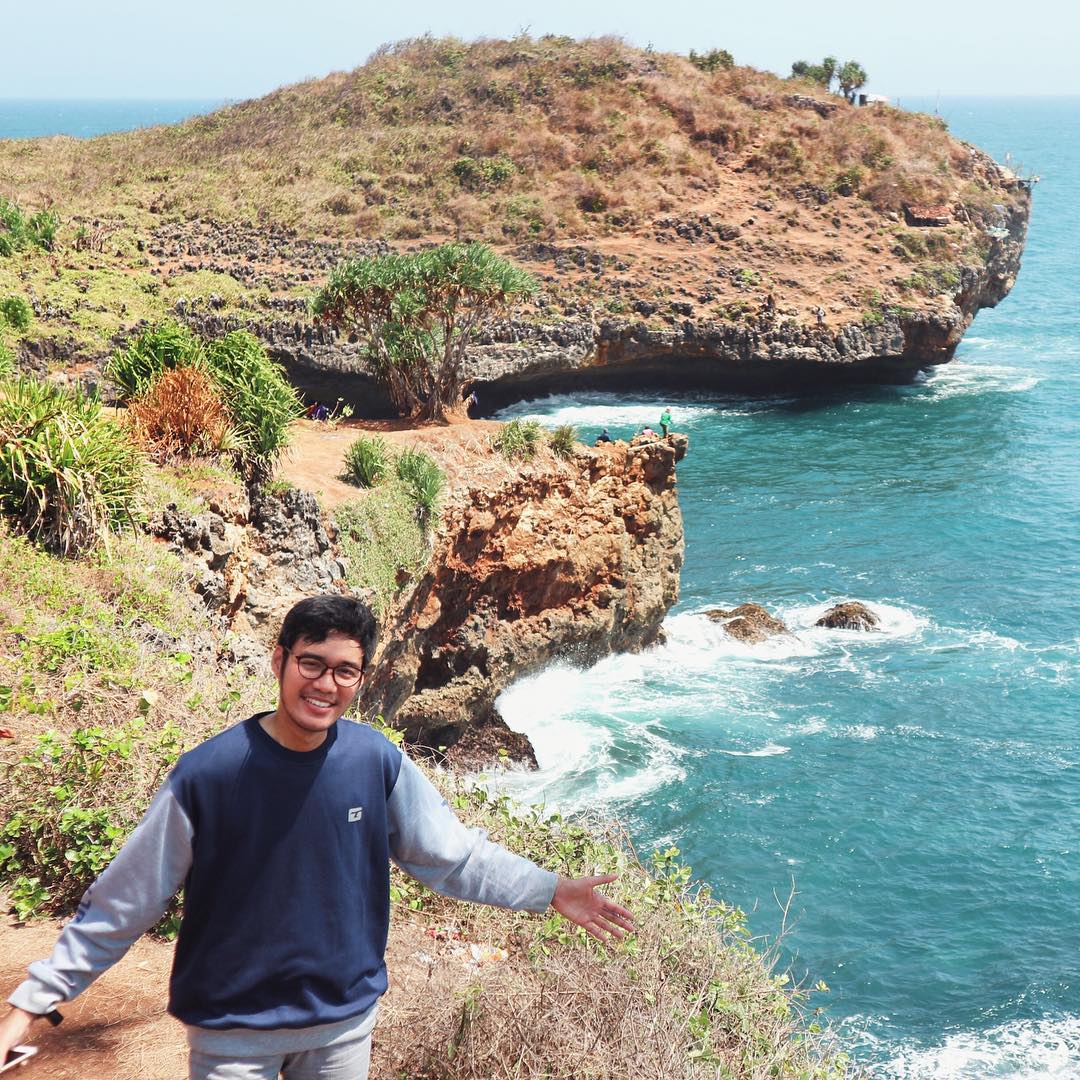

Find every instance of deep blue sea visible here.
[0,99,225,140]
[493,98,1080,1078]
[3,97,1077,1077]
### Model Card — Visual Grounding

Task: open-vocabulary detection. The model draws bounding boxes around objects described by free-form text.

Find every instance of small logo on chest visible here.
[347,806,364,823]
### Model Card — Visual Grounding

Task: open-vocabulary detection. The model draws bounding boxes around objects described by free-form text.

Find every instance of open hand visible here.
[551,873,635,943]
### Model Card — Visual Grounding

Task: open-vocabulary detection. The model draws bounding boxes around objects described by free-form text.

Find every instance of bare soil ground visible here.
[279,415,554,508]
[0,914,499,1079]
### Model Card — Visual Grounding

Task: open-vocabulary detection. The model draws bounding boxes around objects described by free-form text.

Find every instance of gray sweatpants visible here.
[188,1032,371,1080]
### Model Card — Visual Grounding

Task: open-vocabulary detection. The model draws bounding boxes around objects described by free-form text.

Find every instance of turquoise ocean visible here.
[3,96,1077,1076]
[493,97,1080,1078]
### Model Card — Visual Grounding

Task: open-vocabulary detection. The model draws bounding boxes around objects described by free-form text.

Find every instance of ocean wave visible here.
[911,362,1043,399]
[488,663,688,813]
[718,743,791,757]
[870,1014,1080,1079]
[493,392,717,429]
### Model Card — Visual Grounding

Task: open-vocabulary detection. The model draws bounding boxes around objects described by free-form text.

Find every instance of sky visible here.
[2,0,1076,100]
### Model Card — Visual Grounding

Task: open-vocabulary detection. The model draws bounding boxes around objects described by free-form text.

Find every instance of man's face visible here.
[270,631,365,743]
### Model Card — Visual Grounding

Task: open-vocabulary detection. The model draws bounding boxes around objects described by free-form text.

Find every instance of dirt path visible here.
[279,415,519,508]
[0,916,480,1079]
[0,919,184,1078]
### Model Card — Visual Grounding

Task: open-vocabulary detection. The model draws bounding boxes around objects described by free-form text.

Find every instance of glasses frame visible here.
[281,646,364,688]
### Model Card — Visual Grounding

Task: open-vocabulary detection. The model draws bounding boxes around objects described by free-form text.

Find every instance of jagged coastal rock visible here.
[815,601,880,630]
[144,434,687,767]
[367,435,688,767]
[706,603,789,643]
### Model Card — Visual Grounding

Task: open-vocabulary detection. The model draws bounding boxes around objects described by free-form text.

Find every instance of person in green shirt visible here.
[660,408,672,437]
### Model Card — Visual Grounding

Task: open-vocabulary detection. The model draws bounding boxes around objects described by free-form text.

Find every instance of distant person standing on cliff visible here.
[660,408,672,437]
[0,595,634,1080]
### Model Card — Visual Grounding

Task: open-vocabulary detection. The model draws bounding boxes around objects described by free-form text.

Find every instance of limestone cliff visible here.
[363,434,687,767]
[145,431,687,766]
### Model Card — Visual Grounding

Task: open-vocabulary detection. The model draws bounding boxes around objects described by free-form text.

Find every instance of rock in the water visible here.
[706,603,788,643]
[815,601,879,630]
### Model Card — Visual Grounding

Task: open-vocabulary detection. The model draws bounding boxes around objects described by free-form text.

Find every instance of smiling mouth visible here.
[302,695,336,712]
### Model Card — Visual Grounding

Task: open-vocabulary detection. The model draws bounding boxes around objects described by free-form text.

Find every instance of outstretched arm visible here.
[387,753,635,939]
[552,873,635,942]
[5,782,193,1017]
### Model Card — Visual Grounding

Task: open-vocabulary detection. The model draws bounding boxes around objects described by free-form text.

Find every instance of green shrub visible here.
[27,620,135,675]
[0,337,14,378]
[27,209,60,251]
[493,418,543,460]
[689,48,734,72]
[335,487,430,613]
[107,320,203,401]
[343,435,390,488]
[452,155,517,190]
[0,377,143,555]
[203,331,304,479]
[548,424,578,460]
[0,295,32,332]
[0,719,187,921]
[832,165,864,196]
[0,197,57,257]
[395,447,444,524]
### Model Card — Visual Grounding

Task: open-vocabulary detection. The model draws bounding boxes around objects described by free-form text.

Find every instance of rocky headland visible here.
[1,37,1031,410]
[143,425,687,766]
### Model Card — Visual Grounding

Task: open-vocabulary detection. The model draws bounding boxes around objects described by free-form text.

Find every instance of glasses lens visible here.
[332,666,362,687]
[296,656,327,679]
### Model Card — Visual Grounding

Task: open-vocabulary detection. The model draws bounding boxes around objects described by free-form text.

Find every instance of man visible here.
[594,427,612,445]
[0,595,633,1079]
[660,408,672,438]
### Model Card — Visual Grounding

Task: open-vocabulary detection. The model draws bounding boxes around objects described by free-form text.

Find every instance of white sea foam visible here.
[718,743,791,757]
[488,661,688,813]
[873,1015,1080,1079]
[912,362,1043,400]
[493,392,717,429]
[487,597,929,810]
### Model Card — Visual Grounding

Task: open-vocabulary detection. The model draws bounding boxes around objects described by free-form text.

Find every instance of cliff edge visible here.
[367,432,687,766]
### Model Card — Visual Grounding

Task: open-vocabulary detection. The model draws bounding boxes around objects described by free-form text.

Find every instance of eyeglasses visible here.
[282,647,364,687]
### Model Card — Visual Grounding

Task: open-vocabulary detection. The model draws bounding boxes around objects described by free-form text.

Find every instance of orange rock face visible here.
[364,435,688,768]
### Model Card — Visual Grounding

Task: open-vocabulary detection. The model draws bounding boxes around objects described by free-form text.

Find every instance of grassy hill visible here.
[0,35,1025,369]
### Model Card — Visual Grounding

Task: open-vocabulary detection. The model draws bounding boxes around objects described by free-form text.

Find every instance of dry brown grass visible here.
[0,35,1010,247]
[377,784,853,1079]
[127,366,236,462]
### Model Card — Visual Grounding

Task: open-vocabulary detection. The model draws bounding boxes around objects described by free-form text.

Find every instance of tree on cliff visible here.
[311,243,537,421]
[837,60,868,103]
[791,56,837,89]
[790,55,867,102]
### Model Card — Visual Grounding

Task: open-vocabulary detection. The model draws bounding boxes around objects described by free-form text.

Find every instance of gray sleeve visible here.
[387,753,557,913]
[7,782,193,1015]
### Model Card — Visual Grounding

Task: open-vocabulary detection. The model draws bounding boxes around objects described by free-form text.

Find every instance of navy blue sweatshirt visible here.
[11,715,557,1045]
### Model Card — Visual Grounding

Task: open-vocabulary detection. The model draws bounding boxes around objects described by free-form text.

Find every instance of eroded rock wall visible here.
[362,435,688,767]
[144,434,687,767]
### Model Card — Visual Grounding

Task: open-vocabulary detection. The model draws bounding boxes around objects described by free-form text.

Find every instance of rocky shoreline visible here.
[146,166,1030,414]
[144,430,688,768]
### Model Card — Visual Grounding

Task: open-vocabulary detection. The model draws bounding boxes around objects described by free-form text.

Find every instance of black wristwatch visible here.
[43,1009,63,1026]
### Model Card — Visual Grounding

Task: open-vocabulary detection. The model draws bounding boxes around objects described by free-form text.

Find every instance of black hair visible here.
[277,595,379,669]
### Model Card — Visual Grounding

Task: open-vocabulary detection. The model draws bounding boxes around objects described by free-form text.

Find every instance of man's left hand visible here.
[551,874,635,942]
